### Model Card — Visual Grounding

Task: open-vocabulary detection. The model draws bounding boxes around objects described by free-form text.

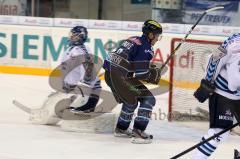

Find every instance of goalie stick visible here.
[13,99,61,125]
[170,121,240,159]
[159,6,224,71]
[13,100,31,114]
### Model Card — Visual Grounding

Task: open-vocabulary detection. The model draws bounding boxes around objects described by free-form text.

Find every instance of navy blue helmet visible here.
[142,20,162,35]
[69,26,88,45]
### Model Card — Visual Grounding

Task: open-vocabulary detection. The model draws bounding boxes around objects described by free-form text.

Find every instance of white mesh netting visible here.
[170,38,221,120]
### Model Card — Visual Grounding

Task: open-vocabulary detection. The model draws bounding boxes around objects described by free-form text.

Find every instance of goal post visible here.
[168,38,221,121]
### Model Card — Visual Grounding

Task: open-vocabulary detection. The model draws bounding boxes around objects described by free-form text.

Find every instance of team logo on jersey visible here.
[212,48,226,61]
[145,49,153,56]
[225,109,232,116]
[219,109,233,121]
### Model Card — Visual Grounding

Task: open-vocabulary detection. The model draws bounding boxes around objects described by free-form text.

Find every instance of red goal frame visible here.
[168,38,222,121]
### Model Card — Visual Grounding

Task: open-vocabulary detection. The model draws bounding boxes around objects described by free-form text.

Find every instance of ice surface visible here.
[0,121,239,159]
[0,74,239,159]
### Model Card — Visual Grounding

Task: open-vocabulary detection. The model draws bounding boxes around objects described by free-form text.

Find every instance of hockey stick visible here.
[170,121,240,159]
[13,100,31,114]
[159,6,224,71]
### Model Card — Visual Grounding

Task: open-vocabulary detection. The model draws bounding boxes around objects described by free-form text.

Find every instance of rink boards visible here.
[0,23,228,122]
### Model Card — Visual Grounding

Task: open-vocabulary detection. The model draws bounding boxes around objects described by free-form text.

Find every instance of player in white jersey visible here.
[13,26,102,125]
[192,33,240,159]
[61,26,101,112]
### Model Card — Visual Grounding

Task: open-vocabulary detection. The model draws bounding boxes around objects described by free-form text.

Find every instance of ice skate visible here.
[131,128,153,144]
[114,127,132,138]
[69,107,95,113]
[234,149,240,159]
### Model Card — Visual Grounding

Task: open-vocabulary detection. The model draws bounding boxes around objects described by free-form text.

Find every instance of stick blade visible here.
[206,6,224,13]
[12,100,31,114]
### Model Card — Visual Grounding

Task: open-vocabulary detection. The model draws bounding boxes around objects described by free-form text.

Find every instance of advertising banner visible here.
[182,0,240,26]
[0,0,27,16]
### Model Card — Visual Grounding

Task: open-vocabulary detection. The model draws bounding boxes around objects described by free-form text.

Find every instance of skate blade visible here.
[114,133,132,138]
[131,137,152,144]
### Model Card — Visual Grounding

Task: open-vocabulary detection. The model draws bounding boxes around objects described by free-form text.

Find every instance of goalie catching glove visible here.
[194,79,215,103]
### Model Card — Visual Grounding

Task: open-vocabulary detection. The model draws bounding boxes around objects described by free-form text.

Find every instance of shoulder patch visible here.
[128,37,142,45]
[212,48,227,61]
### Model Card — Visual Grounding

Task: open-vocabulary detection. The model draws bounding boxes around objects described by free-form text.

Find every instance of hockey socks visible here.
[192,128,230,159]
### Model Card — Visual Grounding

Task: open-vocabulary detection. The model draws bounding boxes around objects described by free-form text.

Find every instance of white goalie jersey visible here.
[204,33,240,100]
[61,44,101,89]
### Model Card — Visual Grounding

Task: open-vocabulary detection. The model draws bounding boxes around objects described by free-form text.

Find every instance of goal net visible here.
[169,38,221,121]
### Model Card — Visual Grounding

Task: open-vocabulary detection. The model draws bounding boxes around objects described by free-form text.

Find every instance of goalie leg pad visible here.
[74,94,99,112]
[30,92,71,125]
[60,112,117,133]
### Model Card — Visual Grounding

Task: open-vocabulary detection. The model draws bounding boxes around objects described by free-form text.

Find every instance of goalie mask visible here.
[68,26,88,45]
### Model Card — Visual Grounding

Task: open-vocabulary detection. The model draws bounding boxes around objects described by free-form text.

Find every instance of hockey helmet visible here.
[69,26,88,45]
[142,20,162,35]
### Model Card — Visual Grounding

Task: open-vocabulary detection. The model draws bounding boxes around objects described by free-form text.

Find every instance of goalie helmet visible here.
[68,26,88,45]
[142,20,162,36]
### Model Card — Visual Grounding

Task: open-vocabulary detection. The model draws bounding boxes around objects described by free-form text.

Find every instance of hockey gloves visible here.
[194,79,215,103]
[146,65,168,84]
[146,67,161,84]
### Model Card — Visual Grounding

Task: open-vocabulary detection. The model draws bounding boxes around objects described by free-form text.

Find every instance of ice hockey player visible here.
[61,26,101,113]
[13,26,102,125]
[192,33,240,158]
[103,20,167,144]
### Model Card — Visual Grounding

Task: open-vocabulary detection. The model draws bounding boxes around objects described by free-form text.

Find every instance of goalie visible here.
[60,25,101,113]
[192,33,240,159]
[103,20,167,144]
[13,26,102,126]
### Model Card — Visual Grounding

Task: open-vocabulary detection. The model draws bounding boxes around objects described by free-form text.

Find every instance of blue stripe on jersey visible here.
[215,78,228,90]
[138,107,152,112]
[202,144,215,153]
[205,56,220,81]
[202,137,217,150]
[93,80,101,89]
[121,110,134,115]
[197,147,211,157]
[196,137,217,157]
[200,144,214,154]
[220,33,240,50]
[135,116,150,121]
[93,87,102,90]
[218,74,228,85]
[215,80,228,91]
[119,116,132,122]
[135,70,149,75]
[214,75,239,96]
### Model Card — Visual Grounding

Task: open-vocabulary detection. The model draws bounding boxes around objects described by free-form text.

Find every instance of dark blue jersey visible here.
[103,35,154,75]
